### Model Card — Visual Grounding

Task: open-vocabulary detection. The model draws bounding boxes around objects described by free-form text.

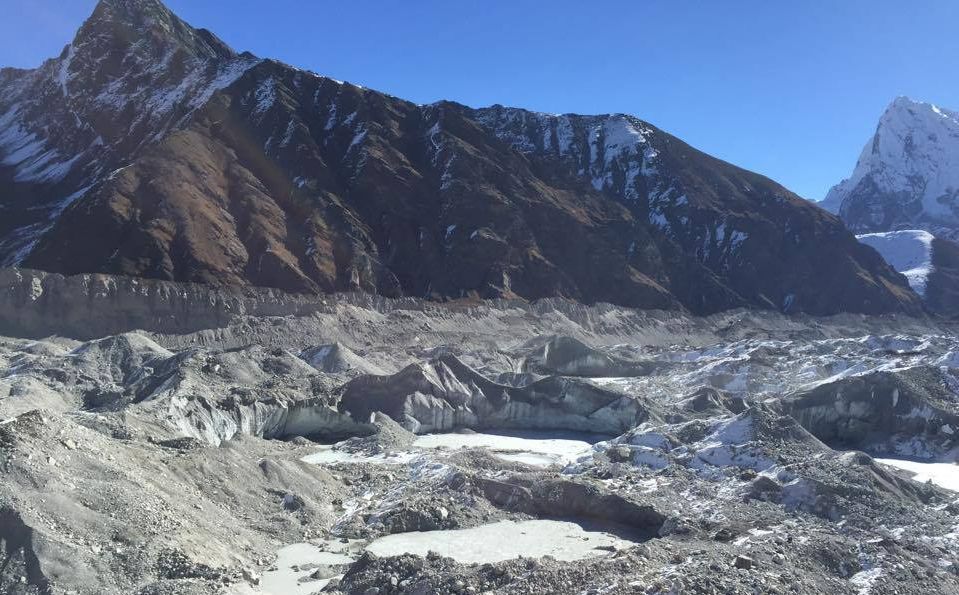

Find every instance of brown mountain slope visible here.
[0,0,922,315]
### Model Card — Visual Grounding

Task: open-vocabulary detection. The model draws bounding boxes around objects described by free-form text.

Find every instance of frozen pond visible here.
[412,430,599,468]
[365,519,636,563]
[876,458,959,492]
[260,519,638,592]
[259,541,355,595]
[300,447,418,466]
[302,430,601,468]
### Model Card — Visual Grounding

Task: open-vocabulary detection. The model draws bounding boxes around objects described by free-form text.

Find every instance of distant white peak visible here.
[879,97,959,138]
[822,96,959,219]
[887,95,958,118]
[856,229,934,296]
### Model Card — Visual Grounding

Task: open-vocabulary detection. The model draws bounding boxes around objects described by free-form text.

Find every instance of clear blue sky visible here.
[2,0,957,200]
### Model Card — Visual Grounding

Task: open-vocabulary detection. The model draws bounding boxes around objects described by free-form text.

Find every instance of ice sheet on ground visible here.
[302,431,599,468]
[259,541,354,595]
[365,519,636,563]
[849,567,883,595]
[876,458,959,492]
[412,431,598,467]
[300,447,418,466]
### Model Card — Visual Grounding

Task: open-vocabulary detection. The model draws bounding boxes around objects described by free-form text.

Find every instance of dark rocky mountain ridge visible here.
[0,0,921,315]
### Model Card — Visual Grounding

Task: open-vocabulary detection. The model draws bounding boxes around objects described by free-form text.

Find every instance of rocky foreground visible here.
[2,271,959,594]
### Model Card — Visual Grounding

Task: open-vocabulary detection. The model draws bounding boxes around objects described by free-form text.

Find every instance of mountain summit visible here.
[76,0,237,64]
[0,0,256,266]
[0,0,921,315]
[822,97,959,238]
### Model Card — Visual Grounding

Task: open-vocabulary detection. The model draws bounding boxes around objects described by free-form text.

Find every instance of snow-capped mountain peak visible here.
[822,97,959,237]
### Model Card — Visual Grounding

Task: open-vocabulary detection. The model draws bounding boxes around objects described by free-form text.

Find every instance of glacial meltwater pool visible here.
[259,541,356,595]
[260,518,639,593]
[411,430,598,467]
[300,448,418,466]
[364,519,636,563]
[302,430,602,468]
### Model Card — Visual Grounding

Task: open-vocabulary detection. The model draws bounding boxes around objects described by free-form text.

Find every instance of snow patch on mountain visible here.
[0,108,78,184]
[178,56,261,117]
[0,0,262,214]
[252,76,277,119]
[474,108,662,201]
[0,6,261,269]
[0,35,259,186]
[57,43,75,97]
[472,107,687,234]
[586,115,657,199]
[856,230,934,296]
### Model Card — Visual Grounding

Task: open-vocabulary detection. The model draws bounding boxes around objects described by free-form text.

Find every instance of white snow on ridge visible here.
[0,108,79,184]
[185,56,261,113]
[474,108,676,218]
[1,47,259,185]
[252,76,277,118]
[57,43,76,97]
[587,116,657,200]
[856,230,934,295]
